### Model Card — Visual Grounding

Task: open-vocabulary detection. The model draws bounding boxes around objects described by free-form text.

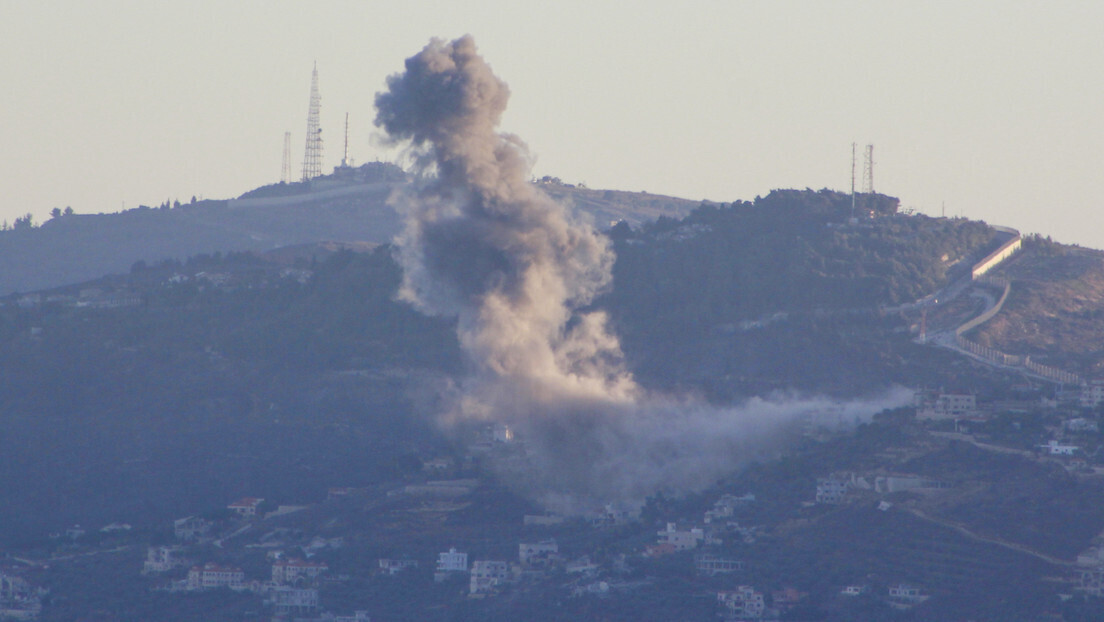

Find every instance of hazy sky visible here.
[3,1,1103,246]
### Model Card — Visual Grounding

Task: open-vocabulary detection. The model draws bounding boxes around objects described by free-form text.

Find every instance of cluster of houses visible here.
[145,549,332,616]
[815,472,949,506]
[0,568,47,620]
[426,541,569,596]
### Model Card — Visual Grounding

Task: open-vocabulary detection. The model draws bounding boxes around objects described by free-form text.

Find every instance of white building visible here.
[695,554,743,575]
[227,497,264,518]
[267,586,319,614]
[187,563,245,591]
[717,586,765,619]
[888,583,928,604]
[469,560,510,594]
[173,516,212,540]
[1040,440,1079,456]
[0,570,47,618]
[816,476,853,504]
[917,393,977,420]
[271,559,328,585]
[143,546,188,574]
[378,558,419,576]
[435,548,468,581]
[657,523,704,551]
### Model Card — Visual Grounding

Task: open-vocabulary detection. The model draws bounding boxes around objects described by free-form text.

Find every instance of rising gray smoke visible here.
[375,36,910,510]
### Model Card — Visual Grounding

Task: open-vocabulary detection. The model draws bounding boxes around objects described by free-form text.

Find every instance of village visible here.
[4,382,1104,622]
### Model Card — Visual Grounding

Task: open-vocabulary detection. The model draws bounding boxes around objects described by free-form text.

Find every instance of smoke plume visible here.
[376,36,910,510]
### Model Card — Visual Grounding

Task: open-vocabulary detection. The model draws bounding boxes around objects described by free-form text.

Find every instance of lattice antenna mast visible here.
[301,63,323,181]
[850,143,856,220]
[862,144,874,193]
[281,131,292,183]
[340,112,351,167]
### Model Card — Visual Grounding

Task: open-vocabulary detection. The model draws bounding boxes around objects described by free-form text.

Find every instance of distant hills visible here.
[0,163,698,295]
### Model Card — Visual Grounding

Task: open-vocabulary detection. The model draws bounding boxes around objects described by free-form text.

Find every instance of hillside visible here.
[0,165,698,295]
[6,189,1104,620]
[970,238,1104,378]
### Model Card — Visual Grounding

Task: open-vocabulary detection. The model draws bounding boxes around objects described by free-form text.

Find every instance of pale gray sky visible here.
[3,1,1102,246]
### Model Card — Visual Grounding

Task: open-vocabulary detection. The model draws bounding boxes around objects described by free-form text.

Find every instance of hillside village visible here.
[4,189,1104,620]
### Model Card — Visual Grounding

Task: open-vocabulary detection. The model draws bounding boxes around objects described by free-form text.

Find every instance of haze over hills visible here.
[5,183,1104,620]
[0,163,698,296]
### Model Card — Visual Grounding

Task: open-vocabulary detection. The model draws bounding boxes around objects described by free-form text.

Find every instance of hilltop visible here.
[0,164,698,295]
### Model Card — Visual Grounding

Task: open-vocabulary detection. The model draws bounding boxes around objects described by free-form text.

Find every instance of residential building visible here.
[657,523,704,550]
[1080,568,1104,596]
[271,559,328,585]
[469,560,510,594]
[187,563,245,591]
[695,554,743,575]
[816,475,853,504]
[519,540,559,566]
[0,570,47,618]
[173,516,212,540]
[1080,381,1104,409]
[143,546,188,574]
[917,393,977,420]
[888,583,928,604]
[227,497,264,518]
[1040,440,1079,456]
[565,556,599,575]
[267,586,320,614]
[378,558,419,576]
[717,586,765,619]
[435,548,468,582]
[874,475,947,494]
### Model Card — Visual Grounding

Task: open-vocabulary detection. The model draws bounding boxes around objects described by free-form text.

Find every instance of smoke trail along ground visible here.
[375,36,911,507]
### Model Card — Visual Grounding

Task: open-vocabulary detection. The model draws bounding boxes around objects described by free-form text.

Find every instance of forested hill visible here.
[0,188,1019,546]
[597,189,1003,397]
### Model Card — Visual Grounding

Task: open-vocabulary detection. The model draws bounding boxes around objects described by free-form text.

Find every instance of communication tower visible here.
[281,131,292,183]
[301,63,323,181]
[862,144,874,194]
[850,143,857,220]
[340,112,352,168]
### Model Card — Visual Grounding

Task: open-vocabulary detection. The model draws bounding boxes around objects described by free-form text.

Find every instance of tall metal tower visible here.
[301,63,323,181]
[281,131,292,183]
[340,112,352,168]
[862,144,874,193]
[850,143,857,220]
